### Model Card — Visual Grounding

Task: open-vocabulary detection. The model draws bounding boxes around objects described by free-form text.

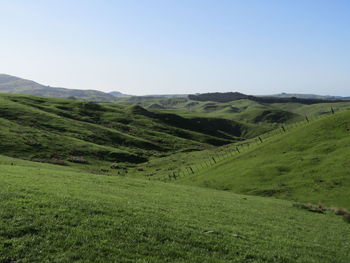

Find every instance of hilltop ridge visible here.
[188,92,349,104]
[0,74,126,101]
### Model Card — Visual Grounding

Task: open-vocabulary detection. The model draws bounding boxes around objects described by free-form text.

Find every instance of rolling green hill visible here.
[1,92,350,262]
[188,92,348,104]
[118,96,350,126]
[0,74,122,101]
[272,92,350,100]
[180,110,350,209]
[0,155,349,262]
[272,101,350,117]
[0,93,263,168]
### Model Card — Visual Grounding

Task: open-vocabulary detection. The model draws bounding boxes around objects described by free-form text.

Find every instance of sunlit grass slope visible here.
[182,110,350,209]
[272,101,350,117]
[0,155,349,262]
[0,93,256,166]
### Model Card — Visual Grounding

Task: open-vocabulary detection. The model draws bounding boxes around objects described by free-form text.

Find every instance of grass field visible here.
[5,92,341,176]
[1,93,350,262]
[1,155,350,262]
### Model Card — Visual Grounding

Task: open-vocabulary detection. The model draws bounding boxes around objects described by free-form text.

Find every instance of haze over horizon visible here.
[1,0,349,96]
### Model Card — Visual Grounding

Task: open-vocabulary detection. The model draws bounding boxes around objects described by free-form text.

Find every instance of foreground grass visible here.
[0,156,349,262]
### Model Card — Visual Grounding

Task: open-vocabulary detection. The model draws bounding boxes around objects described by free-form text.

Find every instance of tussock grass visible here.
[294,203,350,223]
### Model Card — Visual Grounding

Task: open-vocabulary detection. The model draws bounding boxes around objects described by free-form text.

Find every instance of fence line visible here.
[146,107,344,182]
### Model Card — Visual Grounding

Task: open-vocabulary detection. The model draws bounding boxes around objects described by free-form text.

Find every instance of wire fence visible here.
[146,107,345,182]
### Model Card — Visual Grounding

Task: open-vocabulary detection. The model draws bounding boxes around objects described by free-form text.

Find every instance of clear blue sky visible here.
[0,0,349,95]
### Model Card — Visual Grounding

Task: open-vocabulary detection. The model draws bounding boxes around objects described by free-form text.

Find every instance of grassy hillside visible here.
[188,92,348,104]
[1,90,350,262]
[272,92,350,100]
[272,101,350,117]
[1,93,349,204]
[121,96,349,125]
[124,98,304,137]
[0,74,119,101]
[180,110,350,209]
[0,93,262,169]
[0,155,349,262]
[117,96,350,123]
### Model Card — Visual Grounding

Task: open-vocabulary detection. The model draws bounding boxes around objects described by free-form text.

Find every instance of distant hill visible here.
[272,92,350,100]
[189,92,253,102]
[109,91,130,97]
[0,74,126,101]
[189,92,349,104]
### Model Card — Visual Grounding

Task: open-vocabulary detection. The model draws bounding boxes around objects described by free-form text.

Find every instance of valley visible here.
[1,89,350,262]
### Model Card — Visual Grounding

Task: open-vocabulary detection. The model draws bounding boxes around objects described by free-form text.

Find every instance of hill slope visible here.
[119,96,350,127]
[0,155,349,262]
[181,110,350,209]
[189,92,348,104]
[0,74,124,101]
[0,94,261,167]
[272,92,350,100]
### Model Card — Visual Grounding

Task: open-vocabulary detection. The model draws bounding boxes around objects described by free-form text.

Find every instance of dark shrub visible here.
[110,163,120,169]
[25,140,41,146]
[343,213,350,223]
[293,203,326,213]
[49,159,68,166]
